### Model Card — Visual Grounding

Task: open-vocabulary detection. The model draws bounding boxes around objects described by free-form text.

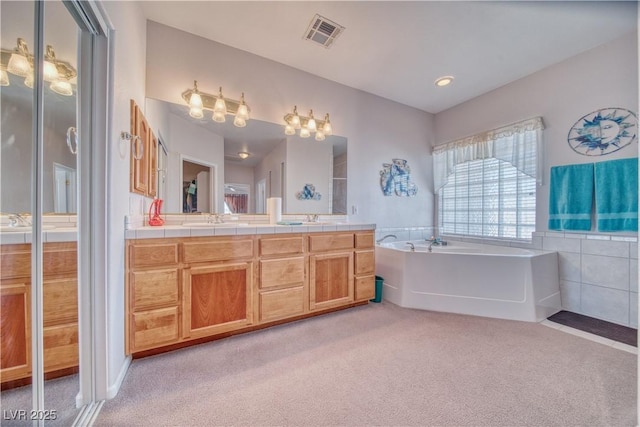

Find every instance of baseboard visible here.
[107,355,132,400]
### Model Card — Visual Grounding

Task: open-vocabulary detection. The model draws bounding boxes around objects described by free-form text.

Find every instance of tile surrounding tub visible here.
[559,280,581,312]
[581,284,630,326]
[630,259,638,293]
[630,292,638,328]
[581,239,630,258]
[543,236,581,253]
[581,254,629,290]
[558,252,581,283]
[631,242,638,260]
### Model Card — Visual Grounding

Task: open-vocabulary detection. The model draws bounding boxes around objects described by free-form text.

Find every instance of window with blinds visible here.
[438,158,536,240]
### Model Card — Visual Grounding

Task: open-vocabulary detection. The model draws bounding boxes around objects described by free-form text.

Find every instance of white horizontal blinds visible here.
[438,158,536,240]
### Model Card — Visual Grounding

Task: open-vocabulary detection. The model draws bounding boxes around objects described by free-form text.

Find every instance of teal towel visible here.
[594,158,638,232]
[276,221,303,226]
[548,163,594,231]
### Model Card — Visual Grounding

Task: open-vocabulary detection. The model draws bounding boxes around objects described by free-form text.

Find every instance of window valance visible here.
[433,117,544,192]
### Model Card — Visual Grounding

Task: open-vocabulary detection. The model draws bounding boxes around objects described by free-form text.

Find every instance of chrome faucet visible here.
[305,214,319,223]
[207,213,224,224]
[406,242,415,251]
[376,234,397,244]
[8,213,32,227]
[426,236,447,252]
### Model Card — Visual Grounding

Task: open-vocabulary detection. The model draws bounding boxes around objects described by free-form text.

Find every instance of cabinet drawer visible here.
[44,278,78,327]
[183,239,253,263]
[0,246,30,279]
[309,233,353,252]
[44,323,79,372]
[259,236,304,256]
[355,250,375,275]
[355,232,375,249]
[259,286,305,323]
[260,257,305,289]
[355,275,375,301]
[131,268,179,311]
[130,243,179,268]
[132,306,179,351]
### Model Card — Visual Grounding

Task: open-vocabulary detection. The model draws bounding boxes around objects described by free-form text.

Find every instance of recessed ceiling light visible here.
[435,76,454,87]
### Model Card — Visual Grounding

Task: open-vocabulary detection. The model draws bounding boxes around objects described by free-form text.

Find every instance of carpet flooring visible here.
[548,310,638,347]
[96,302,636,426]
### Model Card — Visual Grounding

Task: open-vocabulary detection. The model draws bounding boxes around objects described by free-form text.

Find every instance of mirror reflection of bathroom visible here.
[182,158,213,213]
[224,183,250,214]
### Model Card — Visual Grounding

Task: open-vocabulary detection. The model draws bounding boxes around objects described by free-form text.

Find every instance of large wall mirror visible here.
[1,59,77,214]
[144,98,347,215]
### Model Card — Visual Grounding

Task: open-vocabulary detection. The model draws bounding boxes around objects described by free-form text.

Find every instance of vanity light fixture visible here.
[434,75,454,87]
[182,81,251,128]
[1,38,77,96]
[238,151,250,159]
[283,106,332,141]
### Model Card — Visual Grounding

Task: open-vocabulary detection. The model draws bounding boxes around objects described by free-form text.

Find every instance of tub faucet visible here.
[376,234,397,244]
[406,242,415,252]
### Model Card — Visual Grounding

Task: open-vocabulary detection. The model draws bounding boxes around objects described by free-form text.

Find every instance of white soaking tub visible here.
[375,240,561,322]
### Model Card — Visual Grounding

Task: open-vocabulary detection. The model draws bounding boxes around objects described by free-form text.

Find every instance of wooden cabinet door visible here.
[1,281,31,382]
[309,252,353,310]
[130,100,150,195]
[183,262,253,339]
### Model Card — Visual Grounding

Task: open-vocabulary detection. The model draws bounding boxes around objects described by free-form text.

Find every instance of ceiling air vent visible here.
[304,14,345,48]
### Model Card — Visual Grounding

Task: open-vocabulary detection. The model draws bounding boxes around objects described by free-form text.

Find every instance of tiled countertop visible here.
[0,227,78,244]
[126,222,376,239]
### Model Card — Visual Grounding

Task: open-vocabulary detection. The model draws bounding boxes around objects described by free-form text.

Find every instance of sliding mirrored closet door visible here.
[1,0,105,424]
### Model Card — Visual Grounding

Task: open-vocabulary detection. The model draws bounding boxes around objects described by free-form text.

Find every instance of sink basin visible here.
[182,222,250,228]
[0,224,56,232]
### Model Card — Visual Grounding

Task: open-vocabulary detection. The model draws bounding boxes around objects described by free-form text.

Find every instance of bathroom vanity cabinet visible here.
[0,242,78,384]
[125,230,375,356]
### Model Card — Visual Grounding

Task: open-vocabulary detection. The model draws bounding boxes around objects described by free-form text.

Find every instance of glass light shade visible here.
[323,115,332,135]
[50,80,73,96]
[213,110,226,123]
[299,126,311,138]
[233,116,246,128]
[43,60,59,82]
[236,103,249,120]
[291,113,301,129]
[189,107,203,119]
[189,91,203,109]
[213,97,227,115]
[0,70,9,86]
[7,53,30,77]
[238,151,249,159]
[284,123,295,135]
[307,116,317,132]
[24,73,34,88]
[315,130,325,141]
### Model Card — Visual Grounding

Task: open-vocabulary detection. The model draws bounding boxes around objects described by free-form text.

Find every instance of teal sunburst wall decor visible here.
[567,108,637,156]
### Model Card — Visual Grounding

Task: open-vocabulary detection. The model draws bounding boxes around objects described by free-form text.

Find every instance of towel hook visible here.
[120,131,143,160]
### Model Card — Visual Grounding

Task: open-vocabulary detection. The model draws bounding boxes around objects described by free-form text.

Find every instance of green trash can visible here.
[371,275,384,303]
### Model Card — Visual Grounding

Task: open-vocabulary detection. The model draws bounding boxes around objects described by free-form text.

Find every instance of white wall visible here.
[145,21,435,229]
[101,0,147,399]
[255,139,287,201]
[435,31,638,233]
